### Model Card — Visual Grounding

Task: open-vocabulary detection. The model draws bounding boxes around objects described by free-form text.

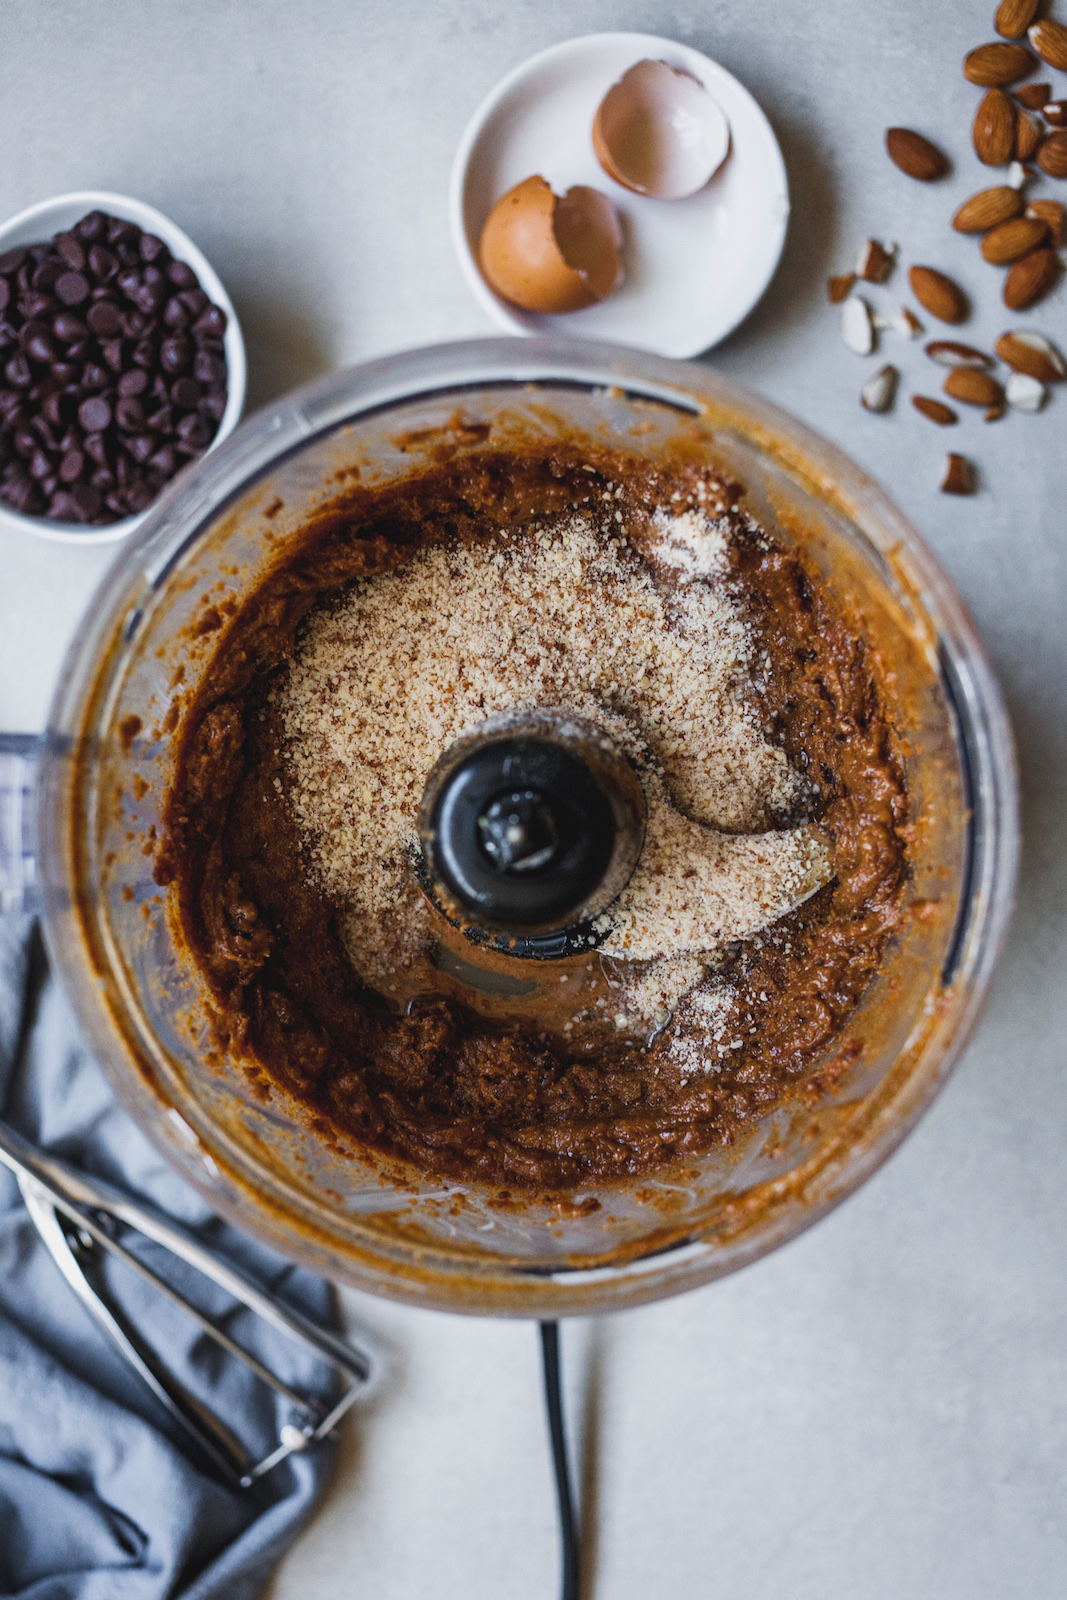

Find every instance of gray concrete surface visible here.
[2,2,1065,1596]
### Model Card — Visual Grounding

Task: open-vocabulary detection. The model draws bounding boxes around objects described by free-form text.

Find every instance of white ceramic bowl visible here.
[450,33,790,359]
[0,190,246,545]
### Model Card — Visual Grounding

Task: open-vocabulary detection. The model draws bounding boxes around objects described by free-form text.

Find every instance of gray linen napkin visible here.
[0,915,340,1599]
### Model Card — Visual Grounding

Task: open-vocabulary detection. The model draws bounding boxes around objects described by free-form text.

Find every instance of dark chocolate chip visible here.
[5,354,32,388]
[107,217,139,245]
[148,444,178,476]
[55,272,90,306]
[116,396,145,431]
[75,212,108,243]
[101,338,127,372]
[86,300,122,337]
[132,339,158,369]
[0,248,28,276]
[0,282,8,315]
[139,233,168,263]
[126,432,156,463]
[170,376,201,410]
[146,404,174,433]
[84,431,110,466]
[55,233,87,271]
[193,305,227,338]
[32,261,62,294]
[59,448,85,483]
[79,362,109,391]
[116,269,142,301]
[71,481,101,517]
[166,259,197,289]
[163,296,193,329]
[118,367,148,397]
[78,395,112,432]
[53,312,88,343]
[160,336,191,373]
[30,448,53,480]
[88,244,119,280]
[198,391,227,422]
[192,351,225,386]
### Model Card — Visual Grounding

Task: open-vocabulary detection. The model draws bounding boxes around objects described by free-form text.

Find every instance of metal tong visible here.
[0,1116,371,1488]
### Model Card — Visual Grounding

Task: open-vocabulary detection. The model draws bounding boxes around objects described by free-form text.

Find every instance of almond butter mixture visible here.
[159,444,908,1190]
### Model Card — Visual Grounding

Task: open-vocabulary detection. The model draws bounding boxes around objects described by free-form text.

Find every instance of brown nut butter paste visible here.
[158,444,908,1190]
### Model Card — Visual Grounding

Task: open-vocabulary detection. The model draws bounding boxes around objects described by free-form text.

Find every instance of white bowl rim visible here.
[0,188,247,546]
[449,31,790,359]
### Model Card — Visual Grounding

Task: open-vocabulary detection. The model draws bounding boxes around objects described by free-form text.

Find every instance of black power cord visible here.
[539,1321,581,1600]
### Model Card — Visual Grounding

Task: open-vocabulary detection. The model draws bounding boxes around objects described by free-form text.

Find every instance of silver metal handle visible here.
[0,733,41,916]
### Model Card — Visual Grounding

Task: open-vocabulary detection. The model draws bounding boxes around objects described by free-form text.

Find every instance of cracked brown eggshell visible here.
[478,175,623,314]
[593,59,730,200]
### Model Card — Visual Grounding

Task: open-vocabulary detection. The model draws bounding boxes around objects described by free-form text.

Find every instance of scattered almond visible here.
[980,214,1049,262]
[1015,82,1052,109]
[1044,101,1067,129]
[861,364,899,413]
[909,266,968,323]
[984,401,1006,421]
[1028,19,1067,73]
[944,369,1003,407]
[856,238,897,282]
[885,127,949,180]
[1007,160,1033,188]
[925,340,993,368]
[1004,247,1059,309]
[1026,199,1064,246]
[940,454,976,495]
[996,0,1039,39]
[994,330,1066,382]
[913,396,959,425]
[1014,109,1044,160]
[827,272,856,304]
[963,41,1036,85]
[973,88,1017,165]
[894,307,924,339]
[952,185,1023,232]
[841,295,874,355]
[1036,130,1067,177]
[1006,371,1047,411]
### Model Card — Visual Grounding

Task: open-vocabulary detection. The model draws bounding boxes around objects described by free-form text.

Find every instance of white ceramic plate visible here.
[0,190,246,545]
[450,33,790,359]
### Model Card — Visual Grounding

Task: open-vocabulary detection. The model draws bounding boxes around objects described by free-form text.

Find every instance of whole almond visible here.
[1029,19,1067,72]
[885,127,949,180]
[980,215,1049,263]
[995,330,1066,382]
[913,396,959,425]
[996,0,1039,38]
[1003,247,1059,310]
[941,454,976,496]
[1015,82,1052,109]
[1015,109,1043,160]
[943,369,1004,407]
[925,340,993,369]
[909,266,967,323]
[964,42,1035,85]
[1045,101,1067,129]
[1036,130,1067,177]
[1026,199,1064,247]
[952,185,1023,232]
[974,89,1017,165]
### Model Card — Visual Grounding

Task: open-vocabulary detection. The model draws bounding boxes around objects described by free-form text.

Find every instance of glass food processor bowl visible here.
[36,338,1018,1317]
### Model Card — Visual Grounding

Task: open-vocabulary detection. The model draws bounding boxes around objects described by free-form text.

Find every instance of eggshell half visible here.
[593,59,731,200]
[478,175,623,314]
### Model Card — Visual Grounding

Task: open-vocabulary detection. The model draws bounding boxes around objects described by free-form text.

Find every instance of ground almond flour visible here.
[277,508,830,1030]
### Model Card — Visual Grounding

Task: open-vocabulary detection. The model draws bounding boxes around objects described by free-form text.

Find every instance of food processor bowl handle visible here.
[0,734,40,916]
